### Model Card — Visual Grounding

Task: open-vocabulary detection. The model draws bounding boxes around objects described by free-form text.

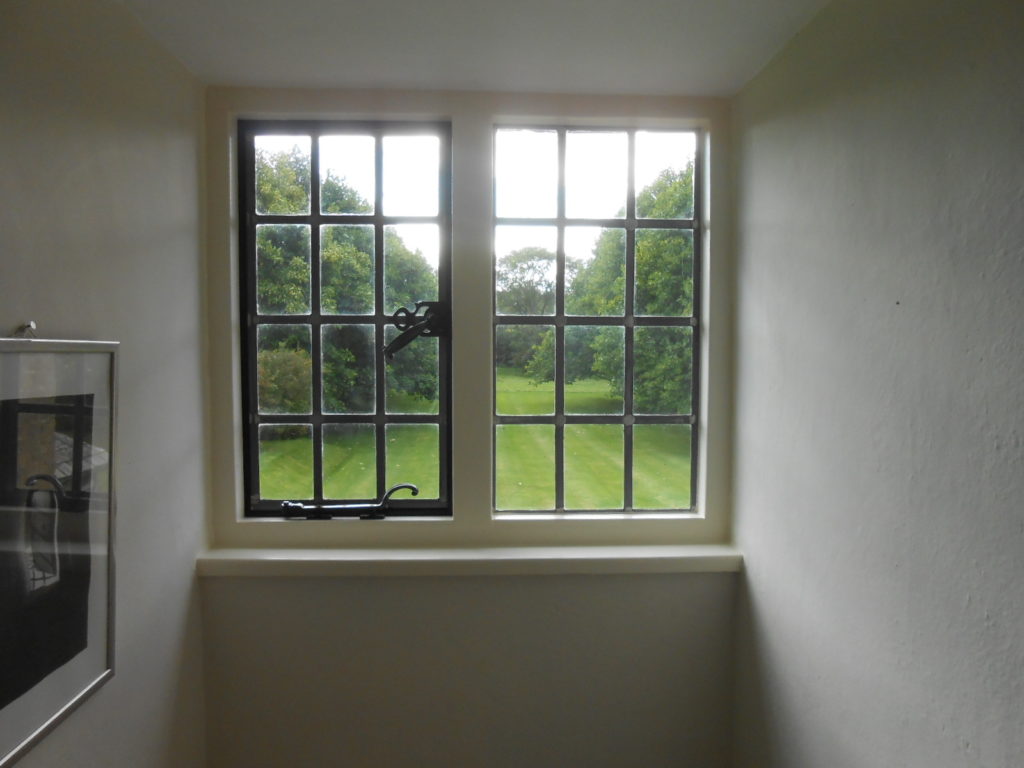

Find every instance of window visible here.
[493,127,700,515]
[237,120,452,517]
[212,93,725,548]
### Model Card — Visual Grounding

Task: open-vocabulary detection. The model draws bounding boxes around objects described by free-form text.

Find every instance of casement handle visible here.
[281,483,419,520]
[383,301,448,361]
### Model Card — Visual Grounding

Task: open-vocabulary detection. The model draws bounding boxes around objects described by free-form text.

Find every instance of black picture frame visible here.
[0,339,117,766]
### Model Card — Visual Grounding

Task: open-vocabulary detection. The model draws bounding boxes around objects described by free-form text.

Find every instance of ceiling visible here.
[118,0,832,96]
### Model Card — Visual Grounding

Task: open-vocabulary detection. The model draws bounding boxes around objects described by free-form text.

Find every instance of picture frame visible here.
[0,339,117,767]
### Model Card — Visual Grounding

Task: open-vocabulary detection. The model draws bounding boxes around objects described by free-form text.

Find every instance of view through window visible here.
[238,121,452,517]
[493,127,700,514]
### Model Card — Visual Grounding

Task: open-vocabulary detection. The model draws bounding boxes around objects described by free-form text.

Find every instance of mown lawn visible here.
[496,367,622,415]
[259,370,690,509]
[495,422,690,510]
[260,424,438,501]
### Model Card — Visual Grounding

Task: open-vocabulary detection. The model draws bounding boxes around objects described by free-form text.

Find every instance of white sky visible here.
[257,129,694,269]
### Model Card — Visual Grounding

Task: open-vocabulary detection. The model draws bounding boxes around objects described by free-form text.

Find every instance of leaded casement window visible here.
[238,120,452,518]
[492,127,701,514]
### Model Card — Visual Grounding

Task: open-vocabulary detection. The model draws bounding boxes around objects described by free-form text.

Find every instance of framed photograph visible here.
[0,339,117,766]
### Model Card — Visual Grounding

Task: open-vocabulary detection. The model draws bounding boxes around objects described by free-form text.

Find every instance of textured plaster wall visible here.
[0,1,208,765]
[731,0,1024,765]
[203,573,736,767]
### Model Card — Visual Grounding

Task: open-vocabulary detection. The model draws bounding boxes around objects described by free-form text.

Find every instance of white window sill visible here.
[196,545,742,577]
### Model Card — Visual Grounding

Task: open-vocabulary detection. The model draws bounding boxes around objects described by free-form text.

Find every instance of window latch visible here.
[280,483,419,520]
[383,301,447,361]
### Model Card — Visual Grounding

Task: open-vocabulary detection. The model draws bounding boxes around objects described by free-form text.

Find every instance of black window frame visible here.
[492,125,703,515]
[238,119,453,518]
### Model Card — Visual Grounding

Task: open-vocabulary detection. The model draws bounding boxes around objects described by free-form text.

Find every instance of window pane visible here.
[256,324,311,415]
[633,424,691,509]
[384,224,439,315]
[256,224,311,315]
[635,229,693,317]
[382,135,439,216]
[565,226,624,316]
[259,424,313,500]
[319,135,374,214]
[255,135,310,215]
[633,326,692,415]
[495,325,554,415]
[565,131,627,219]
[565,425,623,510]
[386,424,439,500]
[635,131,695,220]
[322,324,375,414]
[494,225,557,315]
[322,423,376,500]
[495,425,554,510]
[321,225,374,315]
[565,326,623,415]
[385,327,439,414]
[495,129,557,218]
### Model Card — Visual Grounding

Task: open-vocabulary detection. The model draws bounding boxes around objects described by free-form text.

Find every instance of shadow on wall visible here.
[731,572,778,768]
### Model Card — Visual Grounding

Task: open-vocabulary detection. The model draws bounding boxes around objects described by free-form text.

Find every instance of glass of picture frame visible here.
[0,339,117,767]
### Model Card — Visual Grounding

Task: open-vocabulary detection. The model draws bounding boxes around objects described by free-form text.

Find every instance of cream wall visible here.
[731,0,1024,765]
[0,1,208,765]
[200,86,738,767]
[203,573,736,767]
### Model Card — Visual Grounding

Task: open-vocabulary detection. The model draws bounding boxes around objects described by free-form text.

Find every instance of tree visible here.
[495,247,555,315]
[256,144,309,214]
[322,173,371,214]
[520,163,695,413]
[631,165,694,412]
[322,325,374,413]
[257,224,311,314]
[321,225,373,314]
[494,245,555,380]
[255,147,441,413]
[565,229,625,316]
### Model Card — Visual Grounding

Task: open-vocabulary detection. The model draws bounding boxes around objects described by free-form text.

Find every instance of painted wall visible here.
[731,0,1024,765]
[203,573,736,767]
[0,1,208,765]
[200,86,737,767]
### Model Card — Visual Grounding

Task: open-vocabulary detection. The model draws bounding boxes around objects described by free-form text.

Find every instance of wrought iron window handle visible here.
[383,301,447,361]
[281,483,419,520]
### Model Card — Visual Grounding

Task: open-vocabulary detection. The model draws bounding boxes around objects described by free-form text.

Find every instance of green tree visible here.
[495,247,555,315]
[255,147,441,412]
[321,225,374,314]
[322,173,371,214]
[256,144,309,214]
[257,224,311,314]
[523,163,695,413]
[258,347,312,415]
[383,230,440,406]
[565,229,625,316]
[495,325,548,370]
[257,325,312,437]
[322,325,374,413]
[631,165,694,412]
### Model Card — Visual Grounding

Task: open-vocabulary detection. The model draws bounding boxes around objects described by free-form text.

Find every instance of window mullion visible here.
[555,129,567,512]
[373,128,387,502]
[310,132,325,504]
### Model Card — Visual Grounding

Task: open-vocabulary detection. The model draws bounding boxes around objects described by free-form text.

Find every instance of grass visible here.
[260,369,690,510]
[260,424,438,501]
[496,367,622,415]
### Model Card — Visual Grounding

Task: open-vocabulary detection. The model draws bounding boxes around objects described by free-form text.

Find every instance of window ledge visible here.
[196,545,742,578]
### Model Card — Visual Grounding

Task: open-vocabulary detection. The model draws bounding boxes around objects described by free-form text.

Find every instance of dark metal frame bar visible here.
[492,125,703,515]
[238,119,453,518]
